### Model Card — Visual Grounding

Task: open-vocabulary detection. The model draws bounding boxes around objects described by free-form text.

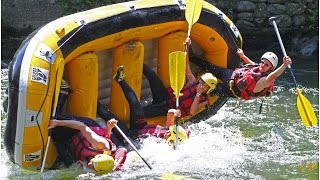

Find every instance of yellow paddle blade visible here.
[185,0,203,29]
[296,88,318,127]
[52,58,65,116]
[169,51,186,98]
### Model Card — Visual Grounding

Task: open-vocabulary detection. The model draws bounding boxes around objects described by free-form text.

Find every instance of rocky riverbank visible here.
[1,0,318,66]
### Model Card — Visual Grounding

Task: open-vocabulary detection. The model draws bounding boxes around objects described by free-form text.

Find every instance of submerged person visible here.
[50,80,127,175]
[191,48,292,100]
[113,66,189,147]
[49,118,126,174]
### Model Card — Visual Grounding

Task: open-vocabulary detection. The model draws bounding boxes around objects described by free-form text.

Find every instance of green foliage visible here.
[57,0,114,15]
[305,8,319,33]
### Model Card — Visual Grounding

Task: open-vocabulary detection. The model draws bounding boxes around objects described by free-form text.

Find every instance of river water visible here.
[1,56,318,179]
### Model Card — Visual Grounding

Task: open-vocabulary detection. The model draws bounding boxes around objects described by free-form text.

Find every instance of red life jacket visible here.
[71,126,116,162]
[137,125,168,138]
[167,82,208,117]
[137,125,191,139]
[233,65,274,100]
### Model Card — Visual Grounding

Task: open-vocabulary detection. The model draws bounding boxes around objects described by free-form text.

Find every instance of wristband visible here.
[196,93,201,97]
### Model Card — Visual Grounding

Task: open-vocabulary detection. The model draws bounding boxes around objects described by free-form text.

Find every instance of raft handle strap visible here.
[51,20,87,55]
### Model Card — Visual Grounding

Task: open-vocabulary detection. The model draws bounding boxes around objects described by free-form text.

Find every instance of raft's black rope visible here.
[33,20,86,167]
[34,62,52,168]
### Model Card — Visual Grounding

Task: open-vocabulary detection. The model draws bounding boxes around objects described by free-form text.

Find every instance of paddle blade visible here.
[296,88,318,127]
[185,0,203,28]
[52,58,65,116]
[169,51,186,98]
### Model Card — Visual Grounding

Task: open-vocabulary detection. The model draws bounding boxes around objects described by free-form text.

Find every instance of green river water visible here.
[1,56,318,179]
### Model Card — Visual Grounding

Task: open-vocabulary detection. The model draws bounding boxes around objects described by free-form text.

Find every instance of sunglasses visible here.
[260,59,273,68]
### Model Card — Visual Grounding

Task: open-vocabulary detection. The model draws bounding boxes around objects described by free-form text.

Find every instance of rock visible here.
[235,20,255,28]
[254,3,270,18]
[292,15,306,27]
[299,36,319,57]
[274,15,292,27]
[268,0,287,3]
[238,12,254,21]
[285,2,306,16]
[237,1,256,12]
[267,4,286,15]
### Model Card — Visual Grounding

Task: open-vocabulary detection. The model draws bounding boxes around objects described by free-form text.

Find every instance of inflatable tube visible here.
[5,0,242,169]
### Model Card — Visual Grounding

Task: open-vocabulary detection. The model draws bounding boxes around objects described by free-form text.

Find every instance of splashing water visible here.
[1,58,318,179]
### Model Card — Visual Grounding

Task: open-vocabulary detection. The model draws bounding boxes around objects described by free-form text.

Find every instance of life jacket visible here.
[137,125,168,138]
[167,82,208,117]
[71,126,116,162]
[233,64,274,100]
[137,125,191,140]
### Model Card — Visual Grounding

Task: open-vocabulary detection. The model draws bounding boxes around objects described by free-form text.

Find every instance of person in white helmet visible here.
[192,48,292,100]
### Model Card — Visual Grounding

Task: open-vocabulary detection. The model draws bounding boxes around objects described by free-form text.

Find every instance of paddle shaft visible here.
[114,125,152,170]
[175,98,179,150]
[270,19,298,88]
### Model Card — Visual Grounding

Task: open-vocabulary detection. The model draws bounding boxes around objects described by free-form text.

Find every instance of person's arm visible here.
[253,56,292,92]
[189,83,208,115]
[265,56,292,84]
[185,37,197,84]
[166,109,181,128]
[106,118,117,135]
[236,48,255,65]
[50,119,111,150]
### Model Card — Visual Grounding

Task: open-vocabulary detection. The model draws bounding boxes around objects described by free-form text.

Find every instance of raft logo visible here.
[31,67,49,85]
[24,150,41,162]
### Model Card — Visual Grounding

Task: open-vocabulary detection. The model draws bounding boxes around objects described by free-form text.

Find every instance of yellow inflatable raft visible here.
[5,0,242,169]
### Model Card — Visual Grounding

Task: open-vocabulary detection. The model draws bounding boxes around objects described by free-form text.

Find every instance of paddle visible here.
[40,58,65,172]
[269,17,317,127]
[169,51,186,149]
[185,0,203,38]
[114,125,152,170]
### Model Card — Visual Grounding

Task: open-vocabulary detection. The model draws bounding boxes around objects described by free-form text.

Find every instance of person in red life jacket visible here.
[49,118,127,174]
[50,79,127,174]
[113,66,189,147]
[192,48,292,100]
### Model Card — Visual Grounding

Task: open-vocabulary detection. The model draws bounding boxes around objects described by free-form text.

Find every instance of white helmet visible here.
[261,52,278,69]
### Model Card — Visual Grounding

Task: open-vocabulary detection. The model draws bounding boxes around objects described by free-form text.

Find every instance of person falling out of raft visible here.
[191,47,292,100]
[113,66,189,147]
[50,80,127,175]
[118,61,218,119]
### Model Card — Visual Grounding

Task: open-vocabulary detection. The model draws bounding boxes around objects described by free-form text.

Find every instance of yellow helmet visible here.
[90,154,115,175]
[166,125,188,146]
[200,73,217,94]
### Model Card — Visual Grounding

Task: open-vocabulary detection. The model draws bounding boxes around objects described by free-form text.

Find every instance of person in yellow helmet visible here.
[50,80,127,175]
[113,67,190,146]
[114,62,217,119]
